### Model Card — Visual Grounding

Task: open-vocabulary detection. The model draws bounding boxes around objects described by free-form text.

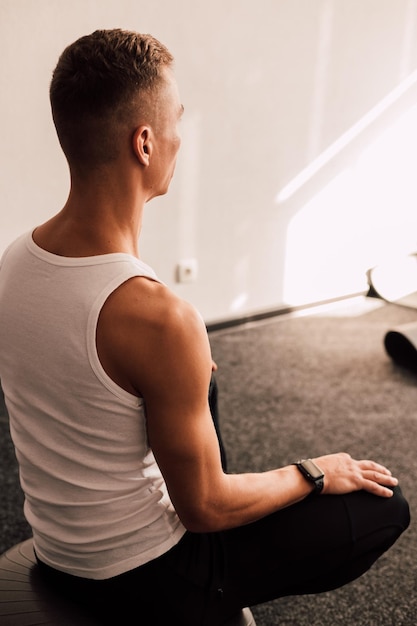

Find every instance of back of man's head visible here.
[50,29,174,172]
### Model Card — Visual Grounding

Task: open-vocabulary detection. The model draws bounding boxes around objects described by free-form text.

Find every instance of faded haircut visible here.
[50,29,174,170]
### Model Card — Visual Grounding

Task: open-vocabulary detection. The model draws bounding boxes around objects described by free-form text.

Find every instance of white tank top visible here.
[0,232,185,579]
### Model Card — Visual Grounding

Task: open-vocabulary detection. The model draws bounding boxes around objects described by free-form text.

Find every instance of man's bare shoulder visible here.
[107,275,203,332]
[96,275,210,396]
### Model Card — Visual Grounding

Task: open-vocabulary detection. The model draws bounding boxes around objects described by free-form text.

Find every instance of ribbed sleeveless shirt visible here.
[0,232,185,579]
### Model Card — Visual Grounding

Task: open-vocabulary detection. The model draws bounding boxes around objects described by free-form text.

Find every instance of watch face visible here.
[302,459,324,479]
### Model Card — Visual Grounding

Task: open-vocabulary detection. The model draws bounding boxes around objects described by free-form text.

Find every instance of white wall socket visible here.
[176,258,198,283]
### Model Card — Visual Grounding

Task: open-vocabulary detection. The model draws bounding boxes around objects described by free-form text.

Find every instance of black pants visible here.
[36,376,410,625]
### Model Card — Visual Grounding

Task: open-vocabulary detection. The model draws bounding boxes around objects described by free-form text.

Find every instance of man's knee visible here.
[347,485,410,553]
[385,484,410,535]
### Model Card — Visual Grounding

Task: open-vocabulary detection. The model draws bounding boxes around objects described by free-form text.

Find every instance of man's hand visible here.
[314,452,398,498]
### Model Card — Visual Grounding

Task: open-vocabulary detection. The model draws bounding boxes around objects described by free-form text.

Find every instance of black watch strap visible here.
[293,459,324,495]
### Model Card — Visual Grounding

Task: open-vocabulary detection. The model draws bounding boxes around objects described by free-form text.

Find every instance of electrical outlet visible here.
[176,258,198,283]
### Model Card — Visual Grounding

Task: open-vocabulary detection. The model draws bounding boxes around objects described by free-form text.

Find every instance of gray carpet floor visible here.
[1,297,417,625]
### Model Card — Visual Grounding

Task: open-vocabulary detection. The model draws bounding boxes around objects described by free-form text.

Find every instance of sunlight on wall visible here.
[282,98,417,306]
[277,68,417,205]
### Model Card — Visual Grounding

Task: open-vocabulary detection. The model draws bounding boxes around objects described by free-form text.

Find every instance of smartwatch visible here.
[293,459,324,495]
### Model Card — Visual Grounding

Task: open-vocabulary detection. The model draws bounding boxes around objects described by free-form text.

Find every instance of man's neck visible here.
[33,165,148,258]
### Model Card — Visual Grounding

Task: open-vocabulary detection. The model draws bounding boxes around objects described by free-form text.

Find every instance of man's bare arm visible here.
[97,278,398,533]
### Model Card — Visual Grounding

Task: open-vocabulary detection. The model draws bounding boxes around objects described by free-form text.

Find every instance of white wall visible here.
[2,0,417,323]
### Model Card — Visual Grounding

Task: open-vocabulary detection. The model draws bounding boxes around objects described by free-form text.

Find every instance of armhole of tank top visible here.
[86,273,146,408]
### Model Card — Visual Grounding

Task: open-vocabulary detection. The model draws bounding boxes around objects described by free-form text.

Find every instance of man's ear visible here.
[132,125,152,165]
